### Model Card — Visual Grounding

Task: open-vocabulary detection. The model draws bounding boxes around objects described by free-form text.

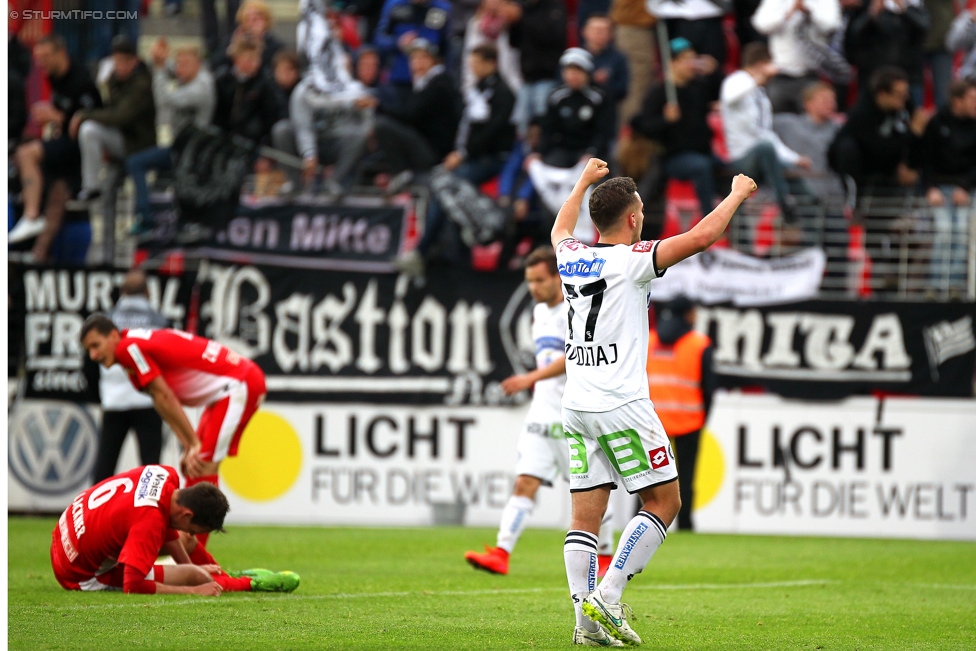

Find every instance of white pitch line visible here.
[20,580,837,613]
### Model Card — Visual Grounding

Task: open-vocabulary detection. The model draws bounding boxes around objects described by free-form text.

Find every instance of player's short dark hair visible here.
[949,78,976,101]
[175,483,230,533]
[524,246,557,275]
[80,314,119,342]
[741,42,771,68]
[588,176,639,232]
[470,44,498,63]
[869,66,908,96]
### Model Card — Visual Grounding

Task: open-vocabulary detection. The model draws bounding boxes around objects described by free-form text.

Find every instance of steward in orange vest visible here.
[646,296,715,531]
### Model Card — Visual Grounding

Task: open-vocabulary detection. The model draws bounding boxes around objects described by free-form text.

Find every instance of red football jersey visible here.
[56,465,180,582]
[115,328,255,407]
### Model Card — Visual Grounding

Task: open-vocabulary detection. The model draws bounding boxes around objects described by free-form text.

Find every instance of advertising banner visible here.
[694,393,976,540]
[193,263,537,405]
[698,300,976,398]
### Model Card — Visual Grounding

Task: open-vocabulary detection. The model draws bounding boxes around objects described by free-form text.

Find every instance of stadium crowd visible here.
[7,0,976,293]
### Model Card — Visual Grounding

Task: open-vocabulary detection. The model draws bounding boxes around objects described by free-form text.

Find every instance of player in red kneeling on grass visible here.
[51,465,299,594]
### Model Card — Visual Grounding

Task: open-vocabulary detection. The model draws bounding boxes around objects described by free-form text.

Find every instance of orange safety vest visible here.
[646,329,710,436]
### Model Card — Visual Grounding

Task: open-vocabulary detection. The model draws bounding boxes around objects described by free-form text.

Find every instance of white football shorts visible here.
[562,398,678,494]
[513,421,571,486]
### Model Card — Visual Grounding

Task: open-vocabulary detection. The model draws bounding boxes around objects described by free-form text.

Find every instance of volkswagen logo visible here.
[8,400,98,495]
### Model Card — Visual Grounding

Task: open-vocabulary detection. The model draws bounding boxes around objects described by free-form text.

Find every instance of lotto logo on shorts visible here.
[649,446,670,469]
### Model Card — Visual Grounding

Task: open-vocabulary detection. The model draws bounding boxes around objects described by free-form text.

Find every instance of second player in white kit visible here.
[464,248,615,577]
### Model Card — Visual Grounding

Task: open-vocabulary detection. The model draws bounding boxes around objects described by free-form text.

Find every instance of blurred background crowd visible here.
[7,0,976,298]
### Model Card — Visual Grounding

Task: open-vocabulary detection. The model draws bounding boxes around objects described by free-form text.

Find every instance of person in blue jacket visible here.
[374,0,451,102]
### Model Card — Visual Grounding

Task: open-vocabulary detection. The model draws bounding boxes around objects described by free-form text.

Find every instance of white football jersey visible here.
[526,300,568,423]
[555,238,665,412]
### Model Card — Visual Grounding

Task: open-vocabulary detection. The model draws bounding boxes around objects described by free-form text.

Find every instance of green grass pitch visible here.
[8,516,975,650]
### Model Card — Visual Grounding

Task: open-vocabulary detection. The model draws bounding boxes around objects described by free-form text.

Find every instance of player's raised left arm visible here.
[655,174,757,270]
[551,157,609,247]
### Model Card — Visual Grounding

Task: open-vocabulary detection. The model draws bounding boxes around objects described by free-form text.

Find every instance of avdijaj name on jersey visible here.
[565,343,618,366]
[558,257,606,278]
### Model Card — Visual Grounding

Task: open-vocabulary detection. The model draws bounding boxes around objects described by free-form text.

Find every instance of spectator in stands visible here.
[372,38,462,188]
[211,0,285,76]
[773,82,843,198]
[828,65,925,192]
[631,37,720,216]
[460,0,522,94]
[721,42,811,224]
[922,0,955,110]
[920,79,976,293]
[751,0,842,114]
[373,0,452,103]
[448,0,482,76]
[844,0,930,108]
[213,37,280,144]
[71,36,156,209]
[581,14,629,130]
[537,48,615,168]
[396,43,516,273]
[8,34,31,151]
[272,49,301,109]
[286,5,376,196]
[947,1,976,83]
[650,0,730,93]
[356,46,383,88]
[10,35,100,247]
[127,41,215,236]
[509,0,567,136]
[497,120,548,262]
[610,0,658,125]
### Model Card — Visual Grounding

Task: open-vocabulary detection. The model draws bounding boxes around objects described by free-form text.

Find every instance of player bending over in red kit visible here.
[80,315,265,546]
[51,465,299,594]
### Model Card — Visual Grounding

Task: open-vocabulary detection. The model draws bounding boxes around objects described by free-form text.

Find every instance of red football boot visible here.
[464,546,510,575]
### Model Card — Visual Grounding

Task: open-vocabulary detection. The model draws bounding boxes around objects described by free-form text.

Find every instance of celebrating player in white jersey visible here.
[464,248,616,577]
[553,158,756,647]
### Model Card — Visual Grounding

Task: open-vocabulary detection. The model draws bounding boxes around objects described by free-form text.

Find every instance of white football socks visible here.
[496,495,535,553]
[599,510,668,604]
[564,530,600,632]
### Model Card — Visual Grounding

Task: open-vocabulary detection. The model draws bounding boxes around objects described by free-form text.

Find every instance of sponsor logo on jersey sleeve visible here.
[557,239,583,253]
[632,240,655,253]
[558,257,606,278]
[126,328,153,340]
[134,465,170,507]
[649,446,670,469]
[126,344,151,375]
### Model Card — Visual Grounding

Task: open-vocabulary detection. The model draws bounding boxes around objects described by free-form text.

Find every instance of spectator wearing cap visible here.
[536,48,615,168]
[631,37,721,216]
[844,0,930,108]
[720,42,811,224]
[508,0,567,136]
[10,35,101,257]
[126,41,215,235]
[650,0,730,93]
[70,36,156,209]
[581,13,629,131]
[751,0,842,114]
[947,1,976,84]
[374,0,452,101]
[647,296,715,532]
[373,38,462,183]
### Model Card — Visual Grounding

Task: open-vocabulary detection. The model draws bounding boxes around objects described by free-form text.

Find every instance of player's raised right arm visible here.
[655,174,757,270]
[551,157,609,247]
